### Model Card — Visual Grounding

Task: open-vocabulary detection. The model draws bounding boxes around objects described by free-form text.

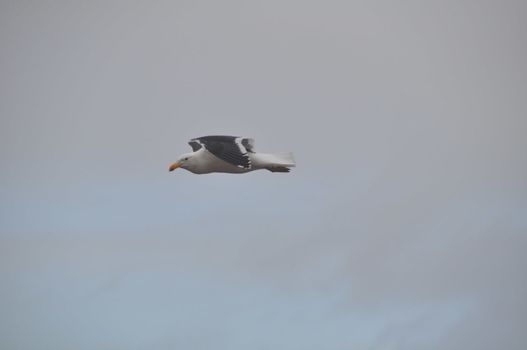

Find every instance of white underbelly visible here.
[189,150,293,174]
[193,149,251,174]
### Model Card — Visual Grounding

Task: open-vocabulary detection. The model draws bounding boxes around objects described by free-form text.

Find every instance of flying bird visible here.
[169,135,295,174]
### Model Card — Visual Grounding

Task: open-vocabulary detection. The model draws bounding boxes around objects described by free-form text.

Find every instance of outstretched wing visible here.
[188,140,202,151]
[189,135,252,169]
[241,138,255,153]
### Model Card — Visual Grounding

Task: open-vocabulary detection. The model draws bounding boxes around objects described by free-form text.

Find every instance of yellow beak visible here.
[169,162,181,172]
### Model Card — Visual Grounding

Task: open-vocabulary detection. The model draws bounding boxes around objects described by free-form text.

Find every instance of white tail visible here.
[267,152,296,167]
[251,152,295,172]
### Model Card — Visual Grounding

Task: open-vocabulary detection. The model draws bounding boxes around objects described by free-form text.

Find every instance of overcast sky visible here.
[1,1,526,349]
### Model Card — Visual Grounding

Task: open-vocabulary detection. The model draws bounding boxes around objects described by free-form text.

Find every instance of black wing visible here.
[190,135,251,169]
[188,140,202,151]
[241,138,255,153]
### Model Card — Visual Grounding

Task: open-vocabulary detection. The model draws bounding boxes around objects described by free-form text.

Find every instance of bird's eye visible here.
[184,157,189,161]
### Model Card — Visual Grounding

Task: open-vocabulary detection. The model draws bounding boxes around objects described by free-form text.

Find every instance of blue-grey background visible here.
[1,1,526,349]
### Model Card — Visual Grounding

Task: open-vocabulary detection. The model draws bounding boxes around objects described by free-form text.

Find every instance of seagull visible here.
[168,135,295,174]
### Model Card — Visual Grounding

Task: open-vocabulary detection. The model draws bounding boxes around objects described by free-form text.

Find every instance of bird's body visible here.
[169,135,295,174]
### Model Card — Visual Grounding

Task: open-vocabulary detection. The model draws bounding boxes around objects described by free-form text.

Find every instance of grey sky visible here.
[1,1,526,349]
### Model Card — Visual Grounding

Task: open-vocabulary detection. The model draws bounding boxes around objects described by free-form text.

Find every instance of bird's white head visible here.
[168,153,197,172]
